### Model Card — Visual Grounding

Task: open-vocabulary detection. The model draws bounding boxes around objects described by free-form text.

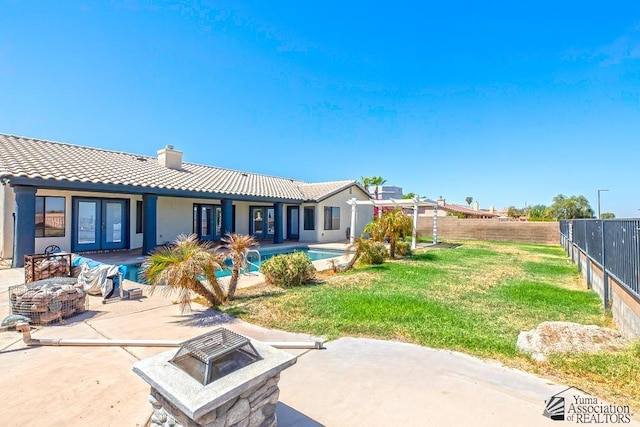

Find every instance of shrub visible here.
[359,240,388,265]
[395,241,412,257]
[261,252,316,288]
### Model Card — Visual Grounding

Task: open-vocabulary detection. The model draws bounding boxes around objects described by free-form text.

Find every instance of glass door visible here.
[102,200,126,249]
[250,207,275,239]
[193,204,214,241]
[250,207,264,239]
[287,206,299,240]
[75,199,100,251]
[73,198,128,252]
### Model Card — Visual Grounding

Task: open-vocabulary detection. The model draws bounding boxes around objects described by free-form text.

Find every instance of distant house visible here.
[369,185,403,200]
[420,198,499,219]
[0,134,373,267]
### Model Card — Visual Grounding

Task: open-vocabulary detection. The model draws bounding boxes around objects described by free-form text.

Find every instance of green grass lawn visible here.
[225,240,639,410]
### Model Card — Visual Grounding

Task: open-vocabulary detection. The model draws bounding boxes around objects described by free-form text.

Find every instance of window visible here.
[136,200,143,234]
[303,207,315,230]
[323,206,340,230]
[35,196,65,237]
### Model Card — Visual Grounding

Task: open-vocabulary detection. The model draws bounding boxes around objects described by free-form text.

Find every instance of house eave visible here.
[5,176,302,204]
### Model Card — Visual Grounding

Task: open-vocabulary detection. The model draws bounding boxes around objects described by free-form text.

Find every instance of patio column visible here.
[412,197,419,250]
[273,202,283,244]
[142,194,157,254]
[349,198,357,244]
[12,185,37,268]
[220,198,233,237]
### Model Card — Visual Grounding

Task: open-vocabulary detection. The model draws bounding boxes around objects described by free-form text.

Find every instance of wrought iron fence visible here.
[559,219,640,302]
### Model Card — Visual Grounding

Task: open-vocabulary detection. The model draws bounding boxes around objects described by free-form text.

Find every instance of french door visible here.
[73,198,128,252]
[287,206,299,240]
[193,204,220,241]
[250,206,275,239]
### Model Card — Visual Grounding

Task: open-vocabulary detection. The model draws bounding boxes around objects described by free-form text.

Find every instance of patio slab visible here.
[1,265,638,426]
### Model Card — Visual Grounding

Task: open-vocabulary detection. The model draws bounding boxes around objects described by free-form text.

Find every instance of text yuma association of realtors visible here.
[567,396,632,424]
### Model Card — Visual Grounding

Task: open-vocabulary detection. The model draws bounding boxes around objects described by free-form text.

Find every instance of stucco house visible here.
[0,134,373,267]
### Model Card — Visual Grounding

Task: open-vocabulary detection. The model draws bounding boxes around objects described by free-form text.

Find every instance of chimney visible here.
[473,201,479,211]
[437,197,446,206]
[157,145,182,170]
[489,205,495,214]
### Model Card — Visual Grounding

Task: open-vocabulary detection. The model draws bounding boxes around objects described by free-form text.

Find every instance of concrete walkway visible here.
[0,268,637,426]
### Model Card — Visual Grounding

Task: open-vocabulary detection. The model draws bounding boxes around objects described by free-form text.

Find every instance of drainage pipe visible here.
[15,323,323,349]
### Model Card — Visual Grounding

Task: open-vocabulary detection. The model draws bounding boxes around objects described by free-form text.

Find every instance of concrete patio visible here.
[1,267,637,426]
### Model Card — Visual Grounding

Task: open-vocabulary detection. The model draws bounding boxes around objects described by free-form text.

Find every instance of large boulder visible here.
[516,321,628,362]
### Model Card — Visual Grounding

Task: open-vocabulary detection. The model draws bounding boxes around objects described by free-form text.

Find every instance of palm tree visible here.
[360,176,372,195]
[343,237,366,271]
[369,176,387,200]
[219,233,258,299]
[364,208,412,258]
[465,196,473,206]
[141,234,225,312]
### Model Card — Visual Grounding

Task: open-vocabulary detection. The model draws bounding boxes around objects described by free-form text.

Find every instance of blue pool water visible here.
[123,247,343,284]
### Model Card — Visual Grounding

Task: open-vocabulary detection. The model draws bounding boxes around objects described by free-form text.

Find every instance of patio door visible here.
[287,206,299,240]
[73,198,128,252]
[250,206,275,239]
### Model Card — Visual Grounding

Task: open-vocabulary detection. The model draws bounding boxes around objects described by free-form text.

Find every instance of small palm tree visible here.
[141,234,225,312]
[219,233,258,299]
[364,208,412,258]
[343,237,366,271]
[465,196,473,206]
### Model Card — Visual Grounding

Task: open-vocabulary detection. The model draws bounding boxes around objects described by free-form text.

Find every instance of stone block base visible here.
[149,373,281,427]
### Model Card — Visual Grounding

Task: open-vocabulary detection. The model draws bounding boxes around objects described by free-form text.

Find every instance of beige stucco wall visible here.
[300,186,373,243]
[0,184,14,259]
[1,184,373,259]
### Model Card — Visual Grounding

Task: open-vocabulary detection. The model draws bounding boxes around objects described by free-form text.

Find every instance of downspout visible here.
[15,323,323,349]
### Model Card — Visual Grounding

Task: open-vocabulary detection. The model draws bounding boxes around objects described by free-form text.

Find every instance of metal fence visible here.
[559,219,640,304]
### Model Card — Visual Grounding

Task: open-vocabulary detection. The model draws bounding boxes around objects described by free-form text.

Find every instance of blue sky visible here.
[1,1,639,216]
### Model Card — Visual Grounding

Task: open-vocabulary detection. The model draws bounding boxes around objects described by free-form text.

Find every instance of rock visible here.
[517,321,628,362]
[225,398,250,426]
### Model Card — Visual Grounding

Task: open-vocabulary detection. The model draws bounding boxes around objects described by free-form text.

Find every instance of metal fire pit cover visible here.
[170,328,262,386]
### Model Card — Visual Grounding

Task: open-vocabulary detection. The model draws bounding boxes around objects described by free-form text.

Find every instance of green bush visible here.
[395,241,412,257]
[359,240,388,265]
[261,252,316,288]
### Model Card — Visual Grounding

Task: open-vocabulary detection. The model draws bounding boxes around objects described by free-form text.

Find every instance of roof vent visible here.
[157,145,182,170]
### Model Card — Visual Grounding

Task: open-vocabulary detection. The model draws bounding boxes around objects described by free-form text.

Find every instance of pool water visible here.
[123,247,343,284]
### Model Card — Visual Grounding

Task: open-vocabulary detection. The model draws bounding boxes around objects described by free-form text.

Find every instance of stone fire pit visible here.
[133,329,297,427]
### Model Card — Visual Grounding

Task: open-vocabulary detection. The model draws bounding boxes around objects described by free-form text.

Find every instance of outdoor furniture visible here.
[72,254,127,303]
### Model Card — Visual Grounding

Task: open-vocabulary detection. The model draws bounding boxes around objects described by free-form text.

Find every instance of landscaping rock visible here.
[516,321,628,362]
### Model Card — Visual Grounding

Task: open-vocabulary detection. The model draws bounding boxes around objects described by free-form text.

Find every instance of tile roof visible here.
[439,202,498,217]
[0,134,360,202]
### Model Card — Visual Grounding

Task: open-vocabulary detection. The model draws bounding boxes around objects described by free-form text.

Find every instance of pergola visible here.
[346,197,440,249]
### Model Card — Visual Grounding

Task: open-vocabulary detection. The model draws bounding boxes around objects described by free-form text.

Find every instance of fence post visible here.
[601,220,609,310]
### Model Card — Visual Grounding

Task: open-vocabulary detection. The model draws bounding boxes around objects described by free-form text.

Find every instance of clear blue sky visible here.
[1,1,639,216]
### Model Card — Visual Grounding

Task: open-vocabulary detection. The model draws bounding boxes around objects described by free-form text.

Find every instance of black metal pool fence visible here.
[559,219,640,306]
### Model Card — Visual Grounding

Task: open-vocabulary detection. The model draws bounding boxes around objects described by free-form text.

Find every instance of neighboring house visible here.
[0,134,373,267]
[369,185,403,200]
[420,198,499,219]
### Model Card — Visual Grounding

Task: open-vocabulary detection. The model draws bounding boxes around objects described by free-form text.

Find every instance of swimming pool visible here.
[123,247,344,283]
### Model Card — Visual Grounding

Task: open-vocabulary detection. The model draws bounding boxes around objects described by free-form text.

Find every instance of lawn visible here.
[225,240,640,410]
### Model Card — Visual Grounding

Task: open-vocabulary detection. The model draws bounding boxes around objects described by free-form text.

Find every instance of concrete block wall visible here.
[565,242,640,339]
[417,216,559,244]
